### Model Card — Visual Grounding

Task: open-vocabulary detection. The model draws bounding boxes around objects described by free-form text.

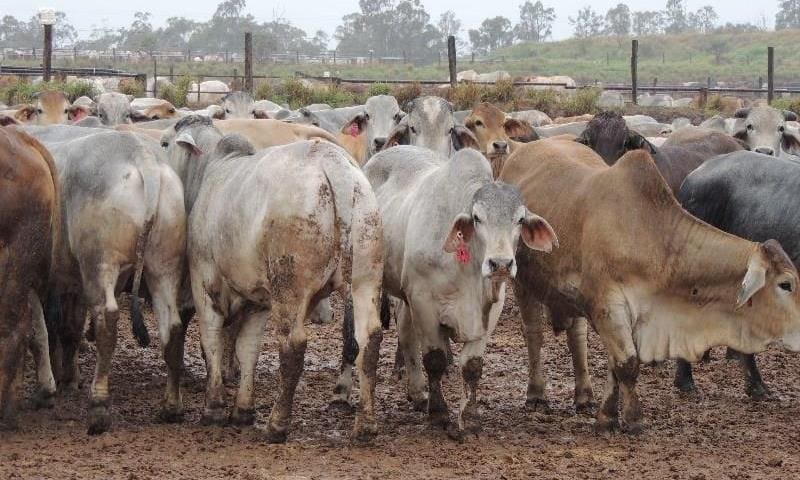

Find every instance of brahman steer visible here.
[363,145,556,440]
[463,102,538,177]
[167,116,384,443]
[675,151,800,397]
[500,137,800,434]
[384,96,478,157]
[0,127,59,429]
[25,125,187,434]
[7,91,90,125]
[730,107,800,157]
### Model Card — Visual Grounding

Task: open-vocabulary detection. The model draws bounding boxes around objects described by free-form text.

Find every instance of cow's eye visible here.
[225,108,231,114]
[780,126,785,133]
[780,281,793,292]
[63,109,68,114]
[747,124,754,131]
[410,126,417,134]
[517,217,524,225]
[475,120,483,127]
[36,108,43,114]
[393,113,402,122]
[472,214,481,224]
[161,141,169,148]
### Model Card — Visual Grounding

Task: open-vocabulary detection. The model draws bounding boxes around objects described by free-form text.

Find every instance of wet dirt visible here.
[2,291,799,479]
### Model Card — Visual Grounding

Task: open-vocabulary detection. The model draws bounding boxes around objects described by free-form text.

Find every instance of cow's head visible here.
[362,95,404,157]
[443,173,557,281]
[16,91,86,125]
[385,96,478,156]
[464,102,535,177]
[731,240,800,352]
[221,91,259,119]
[575,110,656,165]
[143,102,178,120]
[732,107,800,157]
[96,92,137,126]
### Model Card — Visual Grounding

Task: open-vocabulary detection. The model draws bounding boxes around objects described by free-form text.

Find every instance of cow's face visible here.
[363,95,403,157]
[443,180,557,280]
[221,91,257,119]
[464,103,530,159]
[386,96,478,157]
[143,103,178,120]
[733,107,800,157]
[97,92,133,126]
[576,110,656,165]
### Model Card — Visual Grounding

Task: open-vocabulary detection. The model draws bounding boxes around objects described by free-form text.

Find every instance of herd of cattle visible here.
[3,84,800,444]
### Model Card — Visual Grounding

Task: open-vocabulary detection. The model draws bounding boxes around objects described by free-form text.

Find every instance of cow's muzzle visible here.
[484,257,516,278]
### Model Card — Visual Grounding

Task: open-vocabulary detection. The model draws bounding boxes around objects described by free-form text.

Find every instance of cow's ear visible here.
[784,110,798,122]
[736,250,768,309]
[520,212,558,253]
[67,105,90,122]
[207,105,225,120]
[14,105,37,123]
[504,117,534,141]
[253,109,270,119]
[734,108,751,119]
[451,125,479,151]
[782,127,800,156]
[384,118,410,149]
[129,109,150,123]
[0,115,19,126]
[175,130,203,156]
[443,213,475,253]
[626,133,657,155]
[341,112,368,137]
[574,129,590,146]
[125,94,135,103]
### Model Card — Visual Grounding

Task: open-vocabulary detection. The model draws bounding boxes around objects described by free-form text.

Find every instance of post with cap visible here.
[39,8,56,82]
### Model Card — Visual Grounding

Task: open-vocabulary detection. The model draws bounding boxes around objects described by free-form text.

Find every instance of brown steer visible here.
[464,103,536,178]
[500,137,800,433]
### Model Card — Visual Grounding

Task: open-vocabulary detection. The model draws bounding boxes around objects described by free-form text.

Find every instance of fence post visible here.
[768,46,775,104]
[43,25,53,82]
[73,46,77,62]
[32,47,36,60]
[699,87,708,108]
[244,32,253,95]
[631,39,638,105]
[169,64,174,83]
[471,52,475,64]
[112,48,116,65]
[448,35,457,89]
[652,77,658,87]
[152,57,158,98]
[196,77,202,103]
[333,50,336,64]
[296,51,300,64]
[606,51,609,66]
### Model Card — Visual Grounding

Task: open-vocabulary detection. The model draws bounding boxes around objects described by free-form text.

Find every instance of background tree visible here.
[688,6,718,34]
[605,3,631,36]
[776,0,800,29]
[632,10,664,35]
[663,0,689,33]
[514,1,555,43]
[569,6,605,38]
[468,16,514,54]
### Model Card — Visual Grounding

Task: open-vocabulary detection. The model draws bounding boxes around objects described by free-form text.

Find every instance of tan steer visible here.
[500,137,800,434]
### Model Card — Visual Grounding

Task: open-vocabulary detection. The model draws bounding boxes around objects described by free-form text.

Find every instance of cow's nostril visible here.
[755,147,775,156]
[488,259,498,271]
[493,141,508,152]
[488,258,514,273]
[374,137,387,149]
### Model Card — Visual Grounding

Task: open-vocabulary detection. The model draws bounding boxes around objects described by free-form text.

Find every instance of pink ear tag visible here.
[347,123,360,137]
[455,231,470,264]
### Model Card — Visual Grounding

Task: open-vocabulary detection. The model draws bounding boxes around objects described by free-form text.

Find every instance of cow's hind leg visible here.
[673,359,696,393]
[737,352,769,399]
[567,317,595,413]
[0,289,30,430]
[57,294,86,392]
[330,296,356,411]
[351,283,383,442]
[265,299,308,443]
[195,285,227,426]
[230,308,268,426]
[397,300,426,411]
[28,292,56,409]
[85,263,121,435]
[147,269,186,423]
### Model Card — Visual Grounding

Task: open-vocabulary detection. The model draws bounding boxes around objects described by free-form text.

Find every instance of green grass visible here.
[0,78,98,105]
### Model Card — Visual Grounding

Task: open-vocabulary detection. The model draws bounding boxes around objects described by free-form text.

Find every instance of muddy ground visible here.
[2,291,799,480]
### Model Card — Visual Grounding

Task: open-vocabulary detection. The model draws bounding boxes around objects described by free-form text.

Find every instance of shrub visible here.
[281,79,314,109]
[368,83,391,96]
[448,83,484,110]
[392,82,422,109]
[62,80,97,102]
[158,75,193,108]
[488,78,515,103]
[0,79,97,105]
[771,97,800,115]
[254,81,274,101]
[560,87,601,117]
[118,78,145,97]
[521,88,560,113]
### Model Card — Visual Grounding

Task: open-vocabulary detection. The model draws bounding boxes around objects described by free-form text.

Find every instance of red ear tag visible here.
[455,231,470,264]
[747,298,753,307]
[347,123,360,137]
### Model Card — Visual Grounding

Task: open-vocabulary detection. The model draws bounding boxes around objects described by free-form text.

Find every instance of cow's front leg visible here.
[595,361,620,434]
[737,352,769,399]
[331,297,356,411]
[451,339,486,441]
[28,292,56,409]
[514,282,549,411]
[567,317,595,413]
[265,302,307,444]
[397,301,426,411]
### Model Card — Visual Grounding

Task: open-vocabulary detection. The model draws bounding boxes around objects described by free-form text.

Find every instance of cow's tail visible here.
[317,141,356,279]
[130,141,162,347]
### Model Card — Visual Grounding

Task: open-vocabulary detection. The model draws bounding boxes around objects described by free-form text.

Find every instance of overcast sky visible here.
[0,0,777,41]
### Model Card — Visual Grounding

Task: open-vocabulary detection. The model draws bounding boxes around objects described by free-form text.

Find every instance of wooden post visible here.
[652,77,658,87]
[447,35,457,89]
[631,39,638,105]
[152,57,158,98]
[606,51,609,65]
[112,48,116,65]
[661,51,665,64]
[43,25,52,82]
[196,77,202,103]
[768,46,775,104]
[296,51,300,64]
[707,76,712,89]
[73,46,78,62]
[169,64,174,83]
[244,32,253,95]
[471,52,475,64]
[699,87,708,108]
[758,76,763,91]
[333,50,336,64]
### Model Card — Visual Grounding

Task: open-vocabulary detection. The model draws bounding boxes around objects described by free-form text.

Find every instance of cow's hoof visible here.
[575,400,596,415]
[0,417,19,431]
[230,407,256,426]
[263,426,288,444]
[59,378,80,393]
[409,397,428,412]
[428,410,451,429]
[460,402,482,436]
[673,378,696,394]
[593,417,620,435]
[525,398,551,413]
[623,421,643,435]
[746,382,771,400]
[157,406,185,424]
[31,389,56,410]
[200,408,228,426]
[327,399,355,415]
[351,415,378,444]
[87,405,112,435]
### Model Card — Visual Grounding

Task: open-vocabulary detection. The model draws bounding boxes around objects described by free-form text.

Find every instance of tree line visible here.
[1,0,800,59]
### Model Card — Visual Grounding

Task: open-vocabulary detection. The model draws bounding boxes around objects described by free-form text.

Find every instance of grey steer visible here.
[167,116,384,443]
[384,96,479,157]
[731,106,800,157]
[363,145,556,440]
